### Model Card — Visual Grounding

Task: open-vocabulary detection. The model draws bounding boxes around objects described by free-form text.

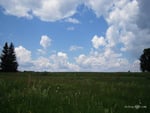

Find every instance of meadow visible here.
[0,72,150,113]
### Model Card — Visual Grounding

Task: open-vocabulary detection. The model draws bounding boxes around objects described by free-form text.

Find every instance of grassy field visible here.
[0,72,150,113]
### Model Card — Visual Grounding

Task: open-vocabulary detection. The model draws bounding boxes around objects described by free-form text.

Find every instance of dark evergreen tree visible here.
[0,42,18,72]
[0,42,9,72]
[8,43,18,72]
[140,48,150,72]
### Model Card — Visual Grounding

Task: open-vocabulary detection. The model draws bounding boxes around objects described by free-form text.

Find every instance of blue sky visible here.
[0,0,150,72]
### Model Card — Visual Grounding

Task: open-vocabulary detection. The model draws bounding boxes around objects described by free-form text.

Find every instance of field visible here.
[0,72,150,113]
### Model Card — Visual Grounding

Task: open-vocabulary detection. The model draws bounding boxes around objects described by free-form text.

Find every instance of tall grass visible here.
[0,72,150,113]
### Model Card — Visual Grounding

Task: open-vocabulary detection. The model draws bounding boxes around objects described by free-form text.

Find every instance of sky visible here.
[0,0,150,72]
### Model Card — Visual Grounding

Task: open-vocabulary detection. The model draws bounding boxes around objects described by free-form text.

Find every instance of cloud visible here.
[15,45,138,72]
[0,0,82,22]
[37,49,46,55]
[57,52,68,59]
[49,52,79,71]
[130,60,140,72]
[86,0,147,71]
[1,0,114,21]
[109,0,150,57]
[69,45,83,51]
[85,0,115,17]
[65,18,80,24]
[104,0,139,52]
[106,0,138,26]
[82,0,144,71]
[75,48,130,72]
[15,46,31,64]
[15,46,51,71]
[15,47,79,71]
[40,35,51,49]
[32,57,51,71]
[32,0,80,22]
[105,25,120,48]
[67,26,75,31]
[91,35,106,49]
[88,0,150,59]
[0,0,33,18]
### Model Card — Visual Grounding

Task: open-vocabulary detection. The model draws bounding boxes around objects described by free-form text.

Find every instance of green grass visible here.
[0,72,150,113]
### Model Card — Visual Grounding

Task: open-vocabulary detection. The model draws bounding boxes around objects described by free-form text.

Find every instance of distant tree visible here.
[139,48,150,72]
[0,42,18,72]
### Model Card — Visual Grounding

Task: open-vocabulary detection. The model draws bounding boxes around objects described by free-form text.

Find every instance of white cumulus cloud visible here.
[32,57,51,71]
[65,18,80,24]
[85,0,115,17]
[70,45,83,51]
[75,49,130,72]
[40,35,51,49]
[57,52,68,59]
[15,46,31,64]
[49,52,79,71]
[91,35,106,49]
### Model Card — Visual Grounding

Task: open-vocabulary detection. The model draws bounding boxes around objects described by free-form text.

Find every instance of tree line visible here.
[0,42,150,72]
